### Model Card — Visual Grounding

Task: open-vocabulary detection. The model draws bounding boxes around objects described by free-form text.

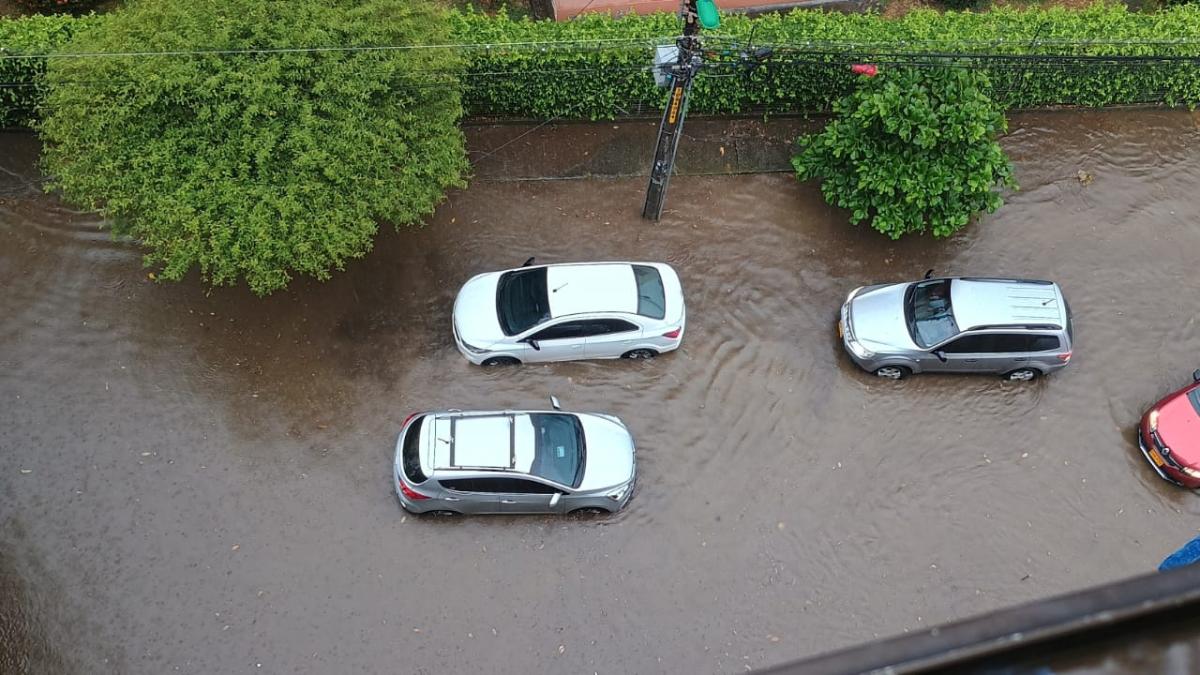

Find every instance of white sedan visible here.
[452,260,686,366]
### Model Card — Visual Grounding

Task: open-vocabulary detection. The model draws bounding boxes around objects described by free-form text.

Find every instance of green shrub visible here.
[10,0,108,15]
[0,14,92,128]
[40,0,468,295]
[455,4,1200,118]
[793,67,1015,239]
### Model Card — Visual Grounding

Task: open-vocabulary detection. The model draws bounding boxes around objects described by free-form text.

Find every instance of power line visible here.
[0,36,674,61]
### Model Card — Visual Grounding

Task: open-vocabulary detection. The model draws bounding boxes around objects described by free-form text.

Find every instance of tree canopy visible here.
[793,67,1015,240]
[41,0,467,294]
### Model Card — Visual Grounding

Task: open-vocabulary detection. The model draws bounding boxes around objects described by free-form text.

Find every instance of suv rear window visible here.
[633,265,666,320]
[496,268,550,336]
[401,416,427,484]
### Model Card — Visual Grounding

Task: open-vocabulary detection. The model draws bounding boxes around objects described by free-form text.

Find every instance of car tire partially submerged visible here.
[874,365,909,380]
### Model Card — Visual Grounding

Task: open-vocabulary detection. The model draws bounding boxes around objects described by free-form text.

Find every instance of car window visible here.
[941,334,995,354]
[490,478,559,494]
[905,280,959,348]
[1189,388,1200,417]
[530,321,594,341]
[633,265,666,320]
[592,319,639,335]
[528,413,585,488]
[496,268,550,336]
[401,416,427,484]
[1028,335,1061,352]
[991,334,1033,353]
[441,477,558,494]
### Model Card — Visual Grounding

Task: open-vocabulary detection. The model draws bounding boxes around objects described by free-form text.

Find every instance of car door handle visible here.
[1012,357,1028,362]
[501,499,517,504]
[964,358,979,363]
[444,497,461,502]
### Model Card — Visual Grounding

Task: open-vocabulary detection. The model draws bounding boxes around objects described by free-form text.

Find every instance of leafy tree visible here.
[793,67,1015,239]
[41,0,467,294]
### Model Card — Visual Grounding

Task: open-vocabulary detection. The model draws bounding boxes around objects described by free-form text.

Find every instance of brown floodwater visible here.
[3,109,1200,674]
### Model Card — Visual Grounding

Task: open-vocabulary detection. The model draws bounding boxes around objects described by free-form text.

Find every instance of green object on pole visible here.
[697,0,720,29]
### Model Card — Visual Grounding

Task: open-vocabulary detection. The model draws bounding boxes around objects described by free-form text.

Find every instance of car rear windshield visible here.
[402,416,427,484]
[496,268,550,336]
[528,413,585,488]
[633,265,666,319]
[905,279,959,348]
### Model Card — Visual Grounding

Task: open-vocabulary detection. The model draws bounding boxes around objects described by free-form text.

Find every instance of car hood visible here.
[848,283,919,351]
[1157,384,1200,465]
[577,415,635,492]
[453,273,507,345]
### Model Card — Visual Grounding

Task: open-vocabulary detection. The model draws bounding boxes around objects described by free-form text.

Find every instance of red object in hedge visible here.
[851,64,879,77]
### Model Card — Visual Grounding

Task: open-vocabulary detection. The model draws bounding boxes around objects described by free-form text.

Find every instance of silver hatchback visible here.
[393,400,636,515]
[839,276,1074,381]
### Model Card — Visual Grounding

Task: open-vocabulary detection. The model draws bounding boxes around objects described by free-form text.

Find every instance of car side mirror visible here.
[924,268,934,279]
[550,395,561,410]
[549,493,561,507]
[934,350,947,363]
[525,338,540,351]
[522,256,536,267]
[1193,369,1200,383]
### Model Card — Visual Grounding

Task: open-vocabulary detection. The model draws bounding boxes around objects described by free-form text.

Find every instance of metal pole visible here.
[641,1,701,221]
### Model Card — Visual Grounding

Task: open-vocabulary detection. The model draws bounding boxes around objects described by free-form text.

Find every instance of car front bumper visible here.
[1137,428,1199,489]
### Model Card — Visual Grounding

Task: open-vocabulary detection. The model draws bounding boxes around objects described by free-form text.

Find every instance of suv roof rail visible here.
[959,277,1055,285]
[966,323,1063,332]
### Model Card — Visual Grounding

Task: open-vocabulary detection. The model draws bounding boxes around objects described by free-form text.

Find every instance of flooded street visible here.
[3,109,1200,674]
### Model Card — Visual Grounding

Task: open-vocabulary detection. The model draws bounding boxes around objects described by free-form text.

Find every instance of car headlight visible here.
[460,340,489,355]
[1182,466,1200,479]
[1147,410,1159,431]
[847,339,875,360]
[608,484,631,501]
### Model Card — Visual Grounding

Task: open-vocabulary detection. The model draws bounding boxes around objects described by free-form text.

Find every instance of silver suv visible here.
[839,276,1073,381]
[393,399,636,515]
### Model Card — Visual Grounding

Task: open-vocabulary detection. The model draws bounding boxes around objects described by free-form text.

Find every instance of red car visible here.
[1138,369,1200,488]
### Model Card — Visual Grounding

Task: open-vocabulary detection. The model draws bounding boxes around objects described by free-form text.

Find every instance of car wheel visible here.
[481,356,520,367]
[1005,368,1039,382]
[570,507,610,516]
[622,349,657,360]
[873,365,909,380]
[425,510,458,518]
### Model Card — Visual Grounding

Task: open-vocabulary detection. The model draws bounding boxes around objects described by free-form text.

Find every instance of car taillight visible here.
[398,480,430,500]
[402,412,419,427]
[663,328,681,339]
[1057,351,1072,363]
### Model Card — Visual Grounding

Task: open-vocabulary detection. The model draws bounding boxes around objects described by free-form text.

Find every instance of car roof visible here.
[546,263,637,318]
[950,278,1065,331]
[427,412,538,474]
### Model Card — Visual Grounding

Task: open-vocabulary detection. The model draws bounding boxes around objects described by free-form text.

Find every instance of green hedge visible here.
[453,3,1200,118]
[0,14,94,128]
[6,4,1200,127]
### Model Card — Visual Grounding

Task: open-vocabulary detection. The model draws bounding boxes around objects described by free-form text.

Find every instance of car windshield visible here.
[633,265,666,320]
[905,279,959,348]
[496,268,550,336]
[528,413,585,488]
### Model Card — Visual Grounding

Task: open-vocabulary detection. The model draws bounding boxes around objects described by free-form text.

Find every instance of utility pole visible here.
[642,0,718,221]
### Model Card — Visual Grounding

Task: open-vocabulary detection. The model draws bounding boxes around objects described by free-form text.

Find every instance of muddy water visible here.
[3,109,1200,674]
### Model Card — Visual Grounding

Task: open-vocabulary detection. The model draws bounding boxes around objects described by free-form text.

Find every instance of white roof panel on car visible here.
[950,279,1063,330]
[546,264,637,318]
[430,415,510,469]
